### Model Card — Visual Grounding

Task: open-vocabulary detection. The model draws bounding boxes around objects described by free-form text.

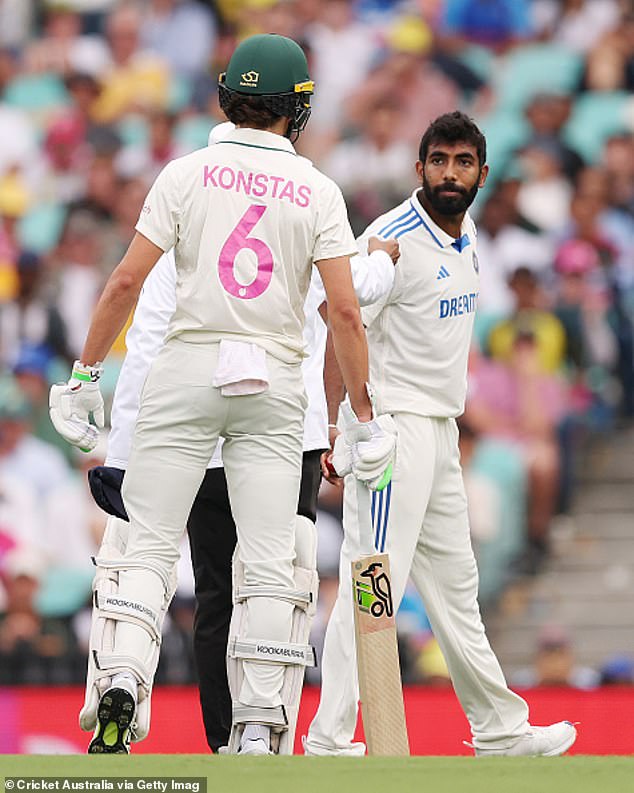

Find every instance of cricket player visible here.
[89,197,398,755]
[49,34,396,755]
[88,238,397,753]
[304,112,578,758]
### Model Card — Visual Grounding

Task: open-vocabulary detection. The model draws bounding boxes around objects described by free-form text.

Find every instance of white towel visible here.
[212,339,269,396]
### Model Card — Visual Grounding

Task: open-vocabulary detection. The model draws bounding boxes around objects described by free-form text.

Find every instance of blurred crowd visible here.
[0,0,633,688]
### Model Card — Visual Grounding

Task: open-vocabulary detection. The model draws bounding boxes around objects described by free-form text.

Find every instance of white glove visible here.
[49,360,105,452]
[330,433,352,478]
[337,402,397,491]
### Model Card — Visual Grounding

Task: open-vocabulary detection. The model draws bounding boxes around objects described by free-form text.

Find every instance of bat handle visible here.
[355,478,376,557]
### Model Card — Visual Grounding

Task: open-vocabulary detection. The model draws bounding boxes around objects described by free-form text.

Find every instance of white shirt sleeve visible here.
[105,252,177,469]
[350,250,395,307]
[312,176,357,262]
[135,160,180,252]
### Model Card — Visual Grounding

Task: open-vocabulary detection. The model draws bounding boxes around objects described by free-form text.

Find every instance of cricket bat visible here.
[351,478,410,756]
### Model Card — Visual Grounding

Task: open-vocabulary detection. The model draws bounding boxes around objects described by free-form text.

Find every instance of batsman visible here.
[49,34,396,755]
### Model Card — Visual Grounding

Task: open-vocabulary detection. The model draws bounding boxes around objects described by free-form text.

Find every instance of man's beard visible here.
[422,176,479,215]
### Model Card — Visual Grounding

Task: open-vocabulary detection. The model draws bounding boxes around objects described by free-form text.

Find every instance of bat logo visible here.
[355,561,394,618]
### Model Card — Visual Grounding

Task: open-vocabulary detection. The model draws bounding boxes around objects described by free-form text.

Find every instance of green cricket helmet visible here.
[218,34,314,141]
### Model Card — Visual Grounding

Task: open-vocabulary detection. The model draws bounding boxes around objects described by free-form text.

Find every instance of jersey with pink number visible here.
[135,126,356,364]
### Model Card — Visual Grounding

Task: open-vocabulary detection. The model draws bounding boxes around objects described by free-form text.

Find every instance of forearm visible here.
[329,309,371,421]
[80,274,141,366]
[323,328,345,426]
[80,232,163,365]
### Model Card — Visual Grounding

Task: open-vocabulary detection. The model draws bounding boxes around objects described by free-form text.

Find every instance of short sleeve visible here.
[135,160,180,252]
[312,178,356,263]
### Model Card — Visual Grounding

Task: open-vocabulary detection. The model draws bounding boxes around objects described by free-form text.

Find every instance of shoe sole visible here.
[88,688,135,754]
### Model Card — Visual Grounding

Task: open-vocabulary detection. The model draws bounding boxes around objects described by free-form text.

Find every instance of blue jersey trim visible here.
[452,234,470,252]
[378,208,416,239]
[393,218,422,239]
[409,199,444,248]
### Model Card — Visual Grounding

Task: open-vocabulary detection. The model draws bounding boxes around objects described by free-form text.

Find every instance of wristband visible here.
[72,360,104,383]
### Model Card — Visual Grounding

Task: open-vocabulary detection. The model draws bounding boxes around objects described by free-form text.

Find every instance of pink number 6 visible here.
[218,204,273,299]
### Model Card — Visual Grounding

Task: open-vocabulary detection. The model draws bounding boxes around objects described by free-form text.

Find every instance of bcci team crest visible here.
[240,70,260,87]
[473,251,479,273]
[355,561,394,618]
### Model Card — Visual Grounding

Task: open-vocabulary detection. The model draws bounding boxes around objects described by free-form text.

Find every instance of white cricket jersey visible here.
[106,248,394,469]
[135,126,356,364]
[360,189,479,418]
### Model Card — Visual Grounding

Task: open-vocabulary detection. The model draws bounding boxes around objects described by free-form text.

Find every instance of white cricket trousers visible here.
[307,413,529,752]
[117,338,306,708]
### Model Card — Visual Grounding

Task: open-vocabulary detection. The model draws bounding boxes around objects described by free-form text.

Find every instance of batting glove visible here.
[49,360,105,452]
[338,402,397,491]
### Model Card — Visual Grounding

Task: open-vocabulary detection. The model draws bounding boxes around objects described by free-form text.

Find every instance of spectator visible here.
[38,114,91,205]
[0,171,31,303]
[0,251,70,369]
[305,0,377,134]
[523,93,584,182]
[599,654,634,685]
[91,4,170,124]
[52,210,105,358]
[64,70,104,129]
[531,0,622,54]
[346,16,460,149]
[515,140,573,233]
[601,134,634,215]
[0,375,72,503]
[488,267,567,373]
[22,2,109,77]
[116,111,187,184]
[0,546,84,685]
[322,98,415,234]
[70,151,119,221]
[511,625,599,689]
[581,11,634,92]
[552,239,617,377]
[13,343,71,455]
[440,0,533,52]
[476,186,554,318]
[140,0,217,79]
[465,330,569,573]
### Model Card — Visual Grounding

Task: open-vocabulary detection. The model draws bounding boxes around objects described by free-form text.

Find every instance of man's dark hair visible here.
[219,92,283,131]
[418,111,487,167]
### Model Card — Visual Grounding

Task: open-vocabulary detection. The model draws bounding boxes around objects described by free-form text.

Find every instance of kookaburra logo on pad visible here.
[240,70,260,87]
[355,561,394,618]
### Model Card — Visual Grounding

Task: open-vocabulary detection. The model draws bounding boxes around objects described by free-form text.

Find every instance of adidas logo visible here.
[436,265,451,280]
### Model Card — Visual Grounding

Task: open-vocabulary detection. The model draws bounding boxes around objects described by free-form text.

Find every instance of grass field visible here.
[2,756,633,793]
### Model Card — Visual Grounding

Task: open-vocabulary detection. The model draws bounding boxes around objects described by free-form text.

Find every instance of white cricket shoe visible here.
[238,737,273,756]
[473,721,577,757]
[302,735,366,757]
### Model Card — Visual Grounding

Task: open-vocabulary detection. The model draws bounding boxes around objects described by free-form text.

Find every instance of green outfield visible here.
[2,756,633,793]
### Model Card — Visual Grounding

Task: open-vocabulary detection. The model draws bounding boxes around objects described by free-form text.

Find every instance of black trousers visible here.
[186,449,324,752]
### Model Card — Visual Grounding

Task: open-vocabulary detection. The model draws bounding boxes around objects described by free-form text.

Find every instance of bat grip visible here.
[355,478,376,557]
